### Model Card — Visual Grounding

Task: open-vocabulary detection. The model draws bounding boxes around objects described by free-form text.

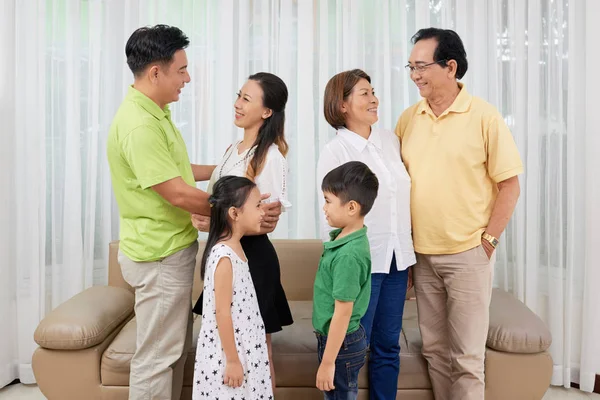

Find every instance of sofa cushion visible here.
[34,286,134,350]
[273,240,323,301]
[398,300,432,389]
[484,347,553,400]
[102,292,549,389]
[100,300,431,389]
[487,289,552,354]
[272,301,431,389]
[100,315,202,386]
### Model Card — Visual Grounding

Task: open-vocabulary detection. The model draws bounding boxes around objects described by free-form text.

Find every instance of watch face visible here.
[492,239,499,246]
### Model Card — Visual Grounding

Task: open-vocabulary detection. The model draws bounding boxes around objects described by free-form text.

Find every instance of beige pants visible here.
[414,245,495,400]
[118,242,198,400]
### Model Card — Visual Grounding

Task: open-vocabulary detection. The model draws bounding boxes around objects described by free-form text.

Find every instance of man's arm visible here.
[191,164,216,182]
[483,110,524,257]
[482,176,520,257]
[152,177,211,216]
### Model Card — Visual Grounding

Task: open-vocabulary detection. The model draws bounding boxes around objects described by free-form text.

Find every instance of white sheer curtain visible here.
[0,0,17,387]
[1,0,598,391]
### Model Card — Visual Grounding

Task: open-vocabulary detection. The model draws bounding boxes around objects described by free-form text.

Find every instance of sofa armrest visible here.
[34,286,134,350]
[487,288,552,354]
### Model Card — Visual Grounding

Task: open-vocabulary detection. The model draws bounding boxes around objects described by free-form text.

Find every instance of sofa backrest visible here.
[108,239,324,302]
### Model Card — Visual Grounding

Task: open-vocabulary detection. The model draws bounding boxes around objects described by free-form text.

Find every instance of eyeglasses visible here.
[404,59,447,74]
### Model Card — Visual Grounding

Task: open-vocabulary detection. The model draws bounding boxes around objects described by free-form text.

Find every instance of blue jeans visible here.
[360,254,409,400]
[316,325,368,400]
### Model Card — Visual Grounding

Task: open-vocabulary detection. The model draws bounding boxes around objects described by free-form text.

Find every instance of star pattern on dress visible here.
[192,244,273,400]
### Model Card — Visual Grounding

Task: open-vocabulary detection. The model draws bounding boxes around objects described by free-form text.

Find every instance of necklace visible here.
[218,141,256,179]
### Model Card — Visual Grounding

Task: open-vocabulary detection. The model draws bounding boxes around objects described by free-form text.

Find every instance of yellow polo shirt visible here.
[395,83,523,255]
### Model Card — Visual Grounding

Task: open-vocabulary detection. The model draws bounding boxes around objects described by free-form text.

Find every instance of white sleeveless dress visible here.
[193,244,273,400]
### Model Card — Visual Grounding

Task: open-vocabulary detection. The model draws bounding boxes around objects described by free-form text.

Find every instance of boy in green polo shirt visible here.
[313,161,379,399]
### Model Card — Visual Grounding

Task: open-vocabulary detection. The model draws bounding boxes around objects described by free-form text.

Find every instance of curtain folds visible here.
[1,0,598,391]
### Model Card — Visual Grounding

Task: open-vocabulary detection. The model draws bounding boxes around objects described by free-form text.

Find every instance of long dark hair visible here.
[246,72,289,180]
[200,176,257,279]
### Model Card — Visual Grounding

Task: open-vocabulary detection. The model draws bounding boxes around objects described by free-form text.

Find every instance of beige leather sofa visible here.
[32,240,553,400]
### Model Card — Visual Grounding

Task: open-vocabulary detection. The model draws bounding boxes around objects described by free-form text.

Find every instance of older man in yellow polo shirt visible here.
[395,28,523,400]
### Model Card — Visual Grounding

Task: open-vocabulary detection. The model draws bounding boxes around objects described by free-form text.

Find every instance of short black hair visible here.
[125,24,190,77]
[411,28,468,80]
[321,161,379,216]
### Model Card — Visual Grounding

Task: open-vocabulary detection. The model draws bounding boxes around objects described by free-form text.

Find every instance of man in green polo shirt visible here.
[312,161,378,400]
[107,25,209,400]
[107,25,282,400]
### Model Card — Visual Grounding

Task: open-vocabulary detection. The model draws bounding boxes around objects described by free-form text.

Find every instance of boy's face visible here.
[322,191,359,228]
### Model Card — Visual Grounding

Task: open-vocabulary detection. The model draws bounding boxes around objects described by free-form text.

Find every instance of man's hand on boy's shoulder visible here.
[316,361,335,392]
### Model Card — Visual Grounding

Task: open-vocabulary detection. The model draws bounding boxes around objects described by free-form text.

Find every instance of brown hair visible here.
[323,69,371,130]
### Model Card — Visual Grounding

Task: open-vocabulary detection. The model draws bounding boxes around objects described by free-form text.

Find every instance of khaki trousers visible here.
[118,242,198,400]
[413,245,495,400]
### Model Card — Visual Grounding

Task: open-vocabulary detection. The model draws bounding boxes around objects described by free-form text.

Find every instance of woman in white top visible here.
[317,69,416,400]
[192,72,294,390]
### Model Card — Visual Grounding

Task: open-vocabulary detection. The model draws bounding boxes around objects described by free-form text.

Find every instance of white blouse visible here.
[316,128,416,273]
[208,141,292,210]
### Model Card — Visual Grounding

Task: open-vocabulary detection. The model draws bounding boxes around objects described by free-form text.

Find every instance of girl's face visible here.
[232,187,264,235]
[341,78,379,128]
[233,80,272,130]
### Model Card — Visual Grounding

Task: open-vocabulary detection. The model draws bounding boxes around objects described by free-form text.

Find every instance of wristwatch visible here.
[482,232,499,248]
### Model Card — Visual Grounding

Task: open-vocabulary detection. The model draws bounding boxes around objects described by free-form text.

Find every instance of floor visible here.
[0,383,599,399]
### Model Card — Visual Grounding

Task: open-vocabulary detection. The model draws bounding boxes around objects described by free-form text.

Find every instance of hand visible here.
[481,239,494,260]
[260,196,282,230]
[223,359,244,388]
[316,361,335,392]
[407,266,414,292]
[191,214,210,232]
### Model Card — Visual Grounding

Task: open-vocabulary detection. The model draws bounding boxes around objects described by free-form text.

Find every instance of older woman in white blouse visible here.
[317,69,416,400]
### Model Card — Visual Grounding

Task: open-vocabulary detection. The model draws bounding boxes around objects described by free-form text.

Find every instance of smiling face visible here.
[408,38,455,100]
[341,78,379,128]
[233,79,272,130]
[322,191,361,229]
[233,187,265,235]
[154,49,191,106]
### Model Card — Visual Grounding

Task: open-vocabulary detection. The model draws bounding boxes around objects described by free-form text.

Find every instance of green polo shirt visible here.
[312,227,371,336]
[107,86,198,262]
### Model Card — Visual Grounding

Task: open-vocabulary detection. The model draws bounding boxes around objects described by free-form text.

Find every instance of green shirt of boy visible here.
[312,227,372,336]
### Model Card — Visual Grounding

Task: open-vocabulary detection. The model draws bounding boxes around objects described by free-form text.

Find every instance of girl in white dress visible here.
[193,175,273,400]
[193,73,294,390]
